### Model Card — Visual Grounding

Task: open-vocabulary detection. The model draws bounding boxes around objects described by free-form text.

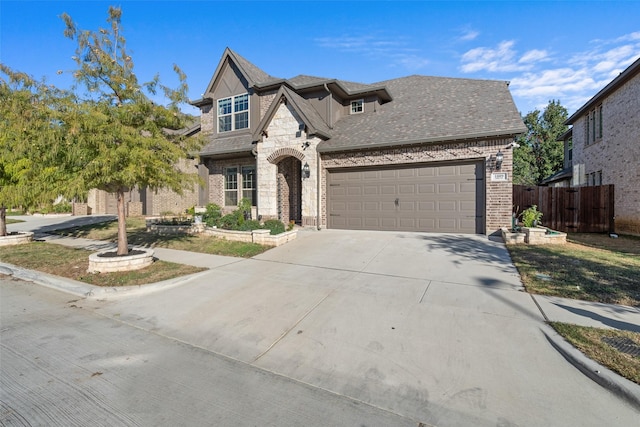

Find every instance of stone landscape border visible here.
[502,227,567,245]
[88,248,155,273]
[0,232,34,247]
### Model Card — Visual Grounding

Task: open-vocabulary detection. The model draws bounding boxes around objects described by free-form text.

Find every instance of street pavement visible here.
[2,215,640,426]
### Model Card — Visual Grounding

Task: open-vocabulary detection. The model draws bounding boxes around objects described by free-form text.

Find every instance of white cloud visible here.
[462,32,640,114]
[459,29,479,42]
[460,41,551,73]
[314,33,430,72]
[519,49,549,64]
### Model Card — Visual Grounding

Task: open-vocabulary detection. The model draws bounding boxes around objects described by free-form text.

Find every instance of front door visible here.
[277,157,302,225]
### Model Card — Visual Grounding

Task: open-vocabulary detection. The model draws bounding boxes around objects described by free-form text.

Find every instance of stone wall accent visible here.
[257,103,321,223]
[260,90,278,117]
[200,104,214,133]
[72,203,90,216]
[127,202,143,217]
[571,73,640,235]
[321,138,514,234]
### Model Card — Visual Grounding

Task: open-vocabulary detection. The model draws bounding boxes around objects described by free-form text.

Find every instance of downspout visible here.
[317,150,321,230]
[319,83,332,230]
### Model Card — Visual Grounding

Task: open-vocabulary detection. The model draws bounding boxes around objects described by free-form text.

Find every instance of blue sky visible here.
[2,1,639,116]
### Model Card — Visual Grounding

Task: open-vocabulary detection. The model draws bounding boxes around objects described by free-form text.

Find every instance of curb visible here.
[0,262,211,300]
[541,324,640,411]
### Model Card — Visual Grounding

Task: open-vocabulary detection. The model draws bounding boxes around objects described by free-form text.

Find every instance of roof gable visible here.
[203,48,281,96]
[252,86,332,141]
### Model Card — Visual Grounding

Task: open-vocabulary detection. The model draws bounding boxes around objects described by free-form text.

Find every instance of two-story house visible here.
[190,48,526,235]
[563,57,640,235]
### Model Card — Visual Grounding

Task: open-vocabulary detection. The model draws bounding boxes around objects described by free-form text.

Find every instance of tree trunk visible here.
[116,190,129,256]
[0,206,7,237]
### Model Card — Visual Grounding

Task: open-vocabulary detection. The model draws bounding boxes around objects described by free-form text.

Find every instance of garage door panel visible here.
[328,162,483,233]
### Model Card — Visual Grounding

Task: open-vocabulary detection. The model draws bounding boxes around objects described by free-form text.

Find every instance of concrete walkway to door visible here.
[5,218,640,426]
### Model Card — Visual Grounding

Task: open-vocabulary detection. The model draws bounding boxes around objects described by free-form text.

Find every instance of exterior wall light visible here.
[495,150,504,170]
[302,162,310,179]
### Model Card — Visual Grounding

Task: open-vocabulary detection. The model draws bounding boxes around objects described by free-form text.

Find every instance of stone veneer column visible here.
[256,102,321,225]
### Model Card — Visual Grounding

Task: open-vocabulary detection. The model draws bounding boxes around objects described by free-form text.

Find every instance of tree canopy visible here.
[513,100,569,185]
[1,6,203,252]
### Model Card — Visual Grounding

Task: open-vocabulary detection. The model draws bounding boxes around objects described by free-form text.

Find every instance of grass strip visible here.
[550,322,640,385]
[0,242,205,287]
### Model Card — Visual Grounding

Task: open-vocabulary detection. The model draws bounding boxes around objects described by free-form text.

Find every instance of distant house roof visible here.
[540,167,573,186]
[318,75,526,153]
[566,56,640,124]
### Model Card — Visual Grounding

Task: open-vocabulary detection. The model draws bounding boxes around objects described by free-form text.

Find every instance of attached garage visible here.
[327,161,485,233]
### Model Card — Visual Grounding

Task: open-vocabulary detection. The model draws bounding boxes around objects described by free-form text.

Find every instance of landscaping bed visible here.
[52,217,270,258]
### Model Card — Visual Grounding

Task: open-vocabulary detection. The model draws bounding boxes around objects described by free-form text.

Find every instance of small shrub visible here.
[185,206,195,216]
[237,219,262,231]
[287,220,295,231]
[263,219,286,235]
[521,205,543,227]
[219,213,239,230]
[52,202,72,213]
[202,203,222,227]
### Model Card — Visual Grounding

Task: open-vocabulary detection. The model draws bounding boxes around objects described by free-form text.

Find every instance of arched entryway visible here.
[276,157,302,225]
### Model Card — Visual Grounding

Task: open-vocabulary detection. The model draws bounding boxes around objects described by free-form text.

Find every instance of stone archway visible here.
[276,157,302,225]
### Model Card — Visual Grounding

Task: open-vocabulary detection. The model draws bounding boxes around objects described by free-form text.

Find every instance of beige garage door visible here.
[327,162,484,233]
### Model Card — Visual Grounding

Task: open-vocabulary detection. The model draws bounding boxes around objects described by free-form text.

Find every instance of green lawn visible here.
[0,242,205,287]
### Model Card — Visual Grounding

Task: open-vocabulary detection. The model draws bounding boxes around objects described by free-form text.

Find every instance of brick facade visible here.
[571,71,640,235]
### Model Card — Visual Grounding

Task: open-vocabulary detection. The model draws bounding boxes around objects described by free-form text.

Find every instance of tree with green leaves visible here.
[59,6,203,255]
[513,100,568,185]
[0,66,74,236]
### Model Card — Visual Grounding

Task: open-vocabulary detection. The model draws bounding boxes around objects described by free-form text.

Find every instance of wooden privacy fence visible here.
[513,185,615,233]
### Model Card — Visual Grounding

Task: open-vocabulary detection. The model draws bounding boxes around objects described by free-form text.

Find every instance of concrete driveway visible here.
[79,229,637,426]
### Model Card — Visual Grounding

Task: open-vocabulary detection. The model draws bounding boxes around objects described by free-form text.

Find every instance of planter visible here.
[502,227,566,245]
[88,248,155,273]
[203,227,297,247]
[146,223,204,235]
[0,231,34,247]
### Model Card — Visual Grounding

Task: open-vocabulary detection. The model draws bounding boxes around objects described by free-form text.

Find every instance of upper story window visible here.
[584,104,603,145]
[350,99,364,114]
[218,94,249,133]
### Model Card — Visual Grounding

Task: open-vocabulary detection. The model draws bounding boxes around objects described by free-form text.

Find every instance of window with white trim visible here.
[241,166,257,206]
[224,166,257,207]
[224,167,238,206]
[218,94,249,133]
[350,99,364,114]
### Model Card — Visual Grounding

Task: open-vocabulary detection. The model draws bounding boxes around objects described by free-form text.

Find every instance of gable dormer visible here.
[193,48,281,136]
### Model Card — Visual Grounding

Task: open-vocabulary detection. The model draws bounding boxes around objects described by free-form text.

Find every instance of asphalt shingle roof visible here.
[318,75,527,152]
[229,49,281,86]
[200,133,253,156]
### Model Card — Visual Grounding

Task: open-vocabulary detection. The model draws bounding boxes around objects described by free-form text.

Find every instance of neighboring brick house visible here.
[191,48,526,234]
[564,57,640,235]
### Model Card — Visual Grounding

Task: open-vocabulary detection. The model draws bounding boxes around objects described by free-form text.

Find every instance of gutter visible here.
[316,128,528,153]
